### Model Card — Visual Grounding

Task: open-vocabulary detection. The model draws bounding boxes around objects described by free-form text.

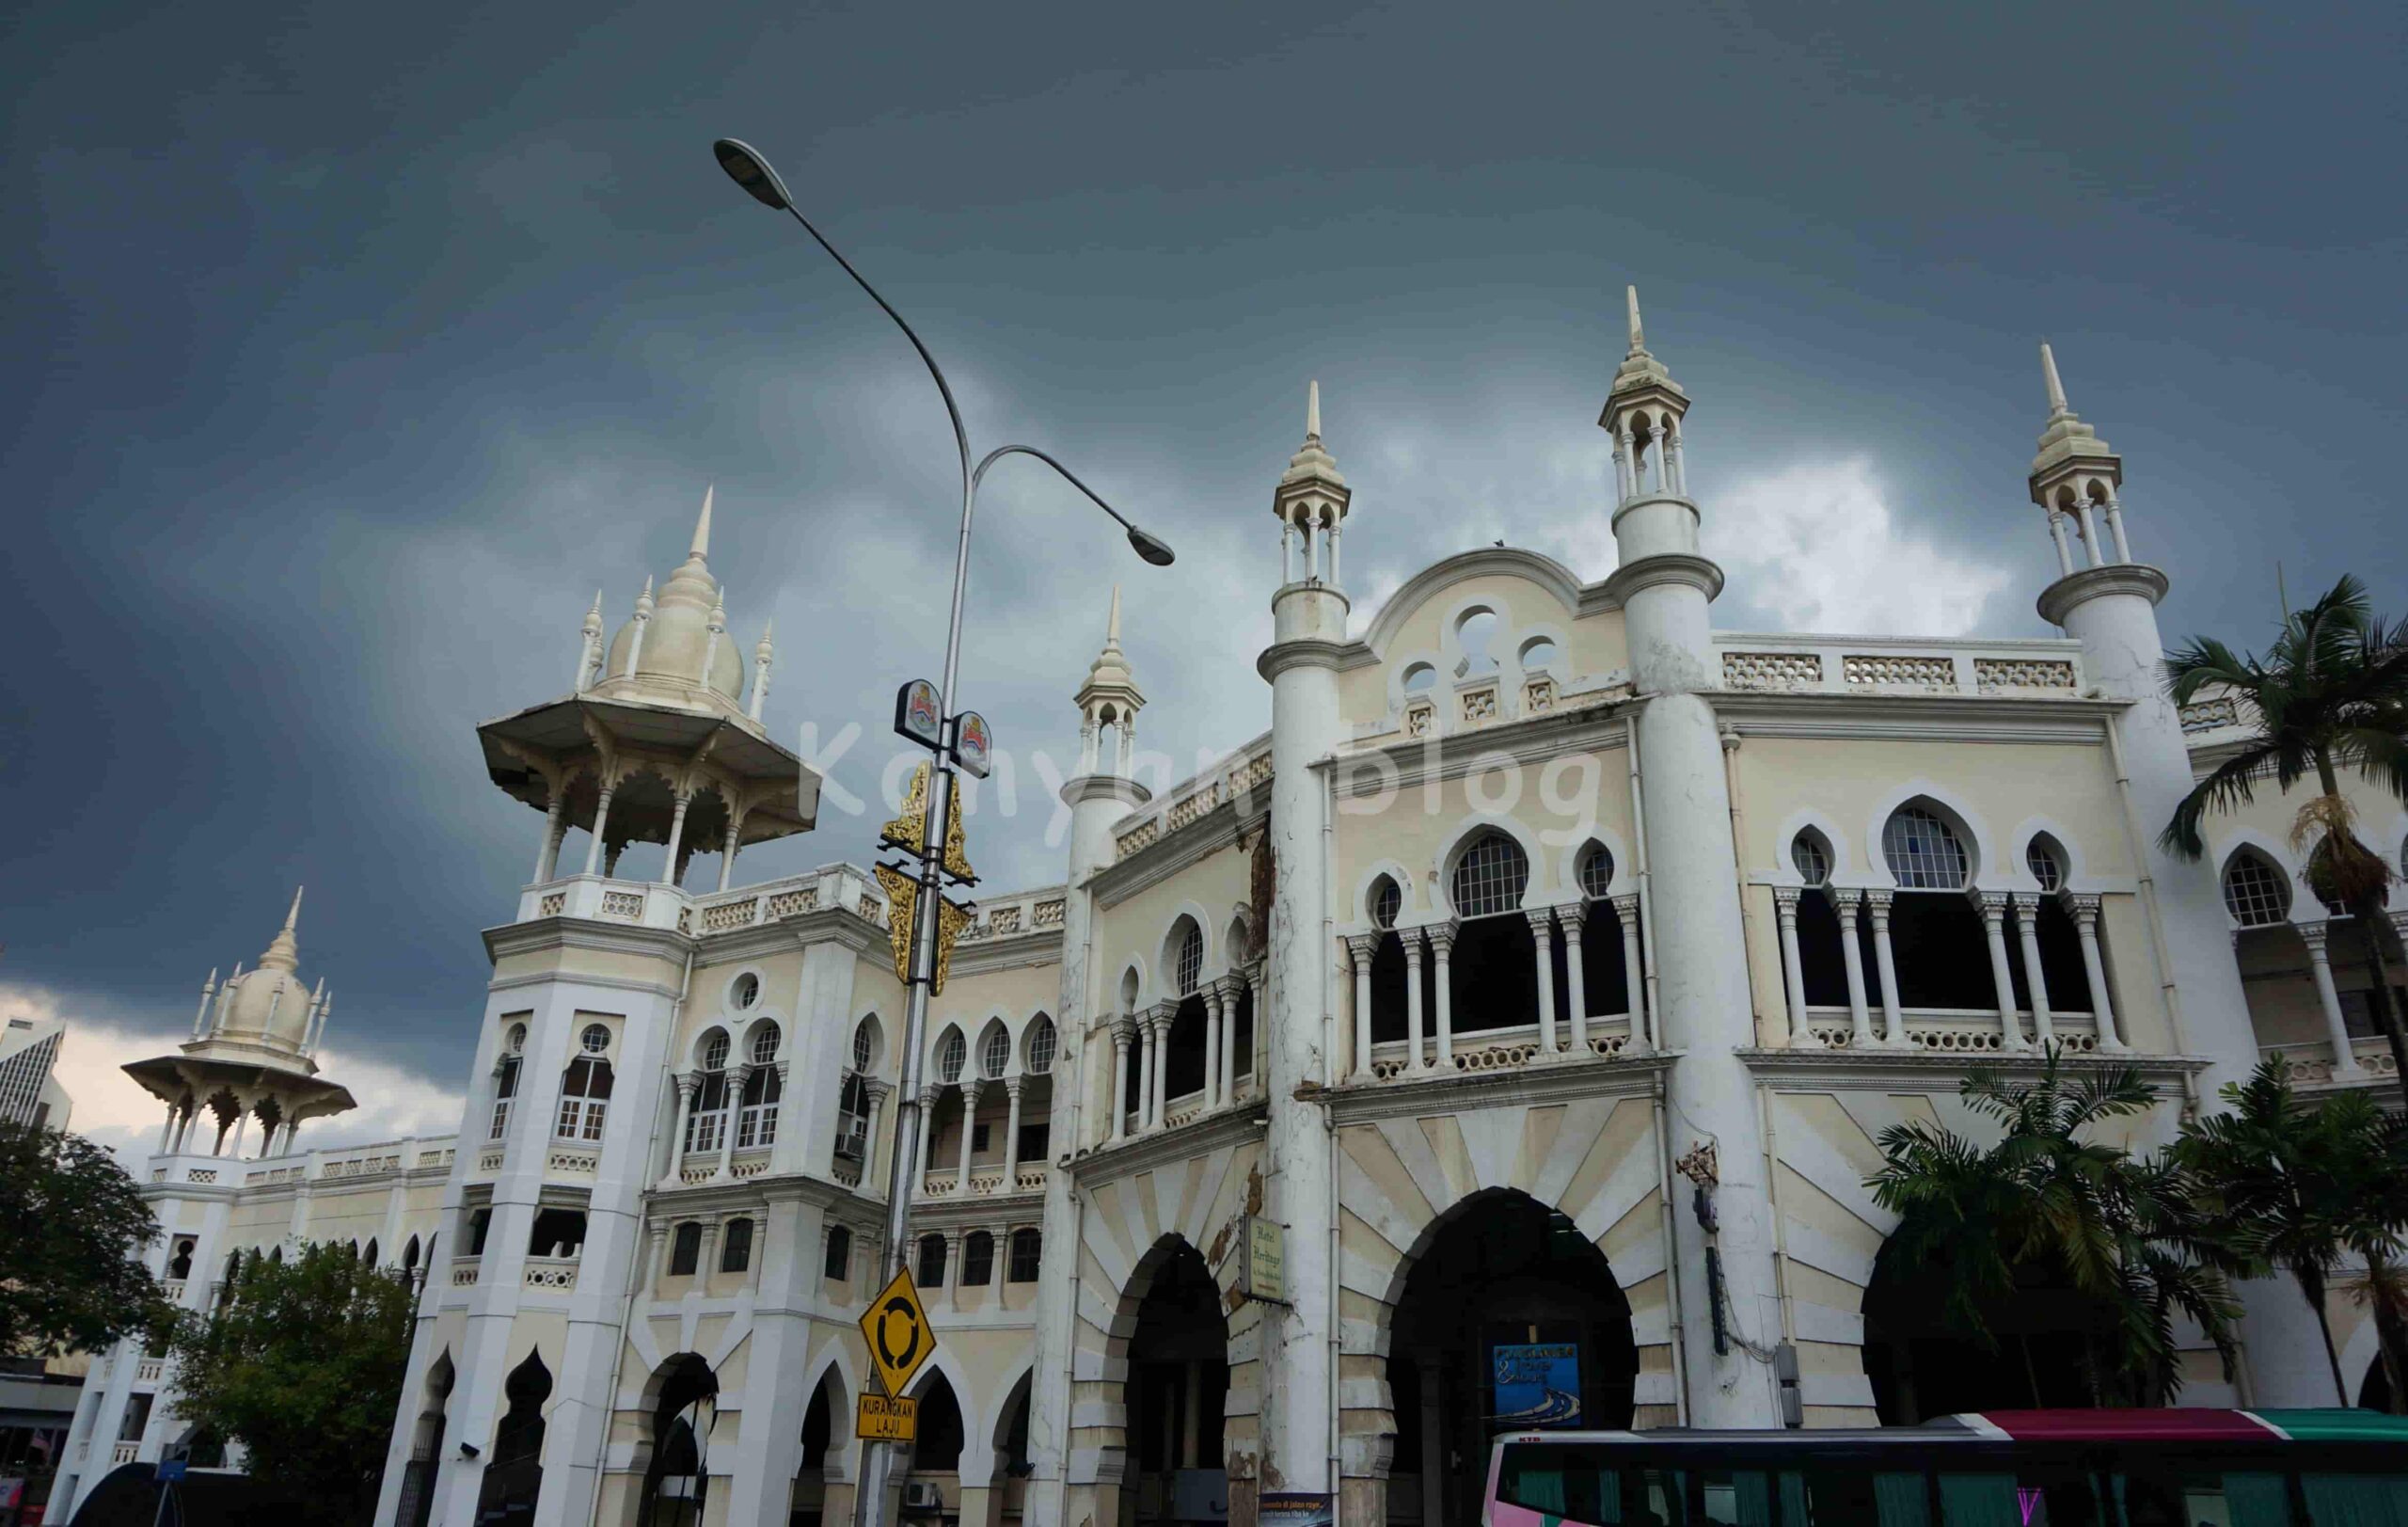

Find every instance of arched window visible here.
[1792,831,1831,887]
[834,1073,871,1161]
[1576,844,1614,900]
[1176,924,1204,996]
[2026,835,2067,893]
[490,1024,527,1141]
[852,1016,881,1074]
[403,1235,421,1272]
[937,1028,966,1085]
[731,972,761,1010]
[557,1051,614,1142]
[685,1032,732,1156]
[1883,807,1971,889]
[823,1225,852,1281]
[364,1238,379,1265]
[1008,1228,1043,1282]
[1370,876,1402,929]
[737,1031,782,1151]
[720,1217,753,1274]
[962,1231,995,1287]
[669,1222,703,1277]
[1451,834,1530,918]
[917,1233,949,1288]
[981,1025,1010,1080]
[167,1238,195,1280]
[2223,853,2291,927]
[1024,1015,1057,1075]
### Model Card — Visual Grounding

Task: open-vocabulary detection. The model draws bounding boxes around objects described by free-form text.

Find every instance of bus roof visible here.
[1490,1409,2408,1449]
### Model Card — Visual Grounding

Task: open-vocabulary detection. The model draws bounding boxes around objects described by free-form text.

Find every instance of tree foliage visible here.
[1866,1049,2242,1407]
[0,1121,173,1359]
[166,1243,415,1525]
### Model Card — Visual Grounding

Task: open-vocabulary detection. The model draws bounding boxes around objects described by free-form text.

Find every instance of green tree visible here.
[2161,574,2408,1085]
[1866,1048,2242,1407]
[166,1242,415,1524]
[2177,1057,2388,1403]
[0,1121,173,1359]
[2334,1105,2408,1411]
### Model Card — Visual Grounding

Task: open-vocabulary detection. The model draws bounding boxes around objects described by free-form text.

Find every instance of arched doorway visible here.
[903,1372,966,1509]
[638,1354,720,1527]
[1861,1238,2120,1421]
[476,1350,552,1527]
[792,1367,841,1527]
[1124,1241,1229,1527]
[1386,1192,1637,1527]
[396,1350,453,1527]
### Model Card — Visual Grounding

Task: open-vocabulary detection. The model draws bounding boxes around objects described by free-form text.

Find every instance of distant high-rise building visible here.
[0,1014,71,1131]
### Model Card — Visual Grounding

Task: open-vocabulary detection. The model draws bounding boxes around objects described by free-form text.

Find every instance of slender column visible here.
[1109,1021,1133,1143]
[664,1076,697,1184]
[1429,928,1456,1067]
[2103,496,2131,563]
[582,781,617,875]
[1835,891,1876,1048]
[1217,978,1240,1103]
[2075,502,2105,566]
[157,1102,178,1153]
[1136,1012,1158,1129]
[913,1085,940,1191]
[956,1081,983,1191]
[2013,895,2057,1047]
[602,842,625,877]
[1202,986,1224,1109]
[715,819,740,894]
[1865,891,1908,1047]
[1668,431,1687,494]
[2296,922,2363,1075]
[533,791,567,883]
[1403,930,1428,1073]
[1279,518,1294,584]
[1560,902,1591,1055]
[659,791,693,886]
[1246,970,1267,1095]
[1529,909,1559,1055]
[2046,512,2077,577]
[1975,892,2028,1051]
[1611,895,1647,1051]
[227,1110,247,1159]
[1616,432,1637,501]
[1772,888,1814,1046]
[1326,511,1343,590]
[863,1080,892,1181]
[718,1066,746,1176]
[1149,1007,1172,1126]
[2060,896,2127,1052]
[1347,934,1378,1080]
[1003,1079,1023,1186]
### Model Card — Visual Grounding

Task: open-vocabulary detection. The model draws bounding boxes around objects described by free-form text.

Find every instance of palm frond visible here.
[2162,743,2284,858]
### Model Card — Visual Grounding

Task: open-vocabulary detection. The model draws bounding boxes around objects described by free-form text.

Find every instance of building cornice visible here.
[1067,1100,1267,1187]
[1257,638,1353,682]
[2036,563,2170,626]
[483,915,692,964]
[1600,551,1724,607]
[1740,1044,2210,1091]
[1329,711,1639,797]
[1092,799,1263,911]
[1324,1049,1674,1124]
[1711,691,2128,745]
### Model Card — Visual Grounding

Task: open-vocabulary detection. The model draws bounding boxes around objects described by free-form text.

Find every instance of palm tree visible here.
[2335,1105,2408,1411]
[1867,1048,2242,1407]
[2177,1058,2378,1403]
[2162,574,2408,1086]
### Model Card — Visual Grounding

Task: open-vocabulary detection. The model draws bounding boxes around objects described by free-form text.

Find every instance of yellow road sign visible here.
[859,1267,937,1399]
[856,1393,918,1442]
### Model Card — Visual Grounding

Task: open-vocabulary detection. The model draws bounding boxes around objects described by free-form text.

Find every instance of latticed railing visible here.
[1844,654,1956,689]
[1972,658,2077,692]
[1722,651,1824,690]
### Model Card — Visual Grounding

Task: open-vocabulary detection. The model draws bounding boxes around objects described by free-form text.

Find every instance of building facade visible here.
[58,300,2406,1527]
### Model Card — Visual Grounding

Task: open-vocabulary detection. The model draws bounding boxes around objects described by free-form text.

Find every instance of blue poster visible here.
[1493,1342,1582,1427]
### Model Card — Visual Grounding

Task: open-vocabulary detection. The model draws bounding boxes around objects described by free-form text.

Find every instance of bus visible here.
[1482,1409,2408,1526]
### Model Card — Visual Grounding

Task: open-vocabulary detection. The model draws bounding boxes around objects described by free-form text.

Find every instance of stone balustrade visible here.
[523,1257,579,1292]
[450,1257,481,1288]
[2262,1038,2400,1088]
[1717,638,2084,697]
[1114,744,1275,862]
[1798,1007,2101,1053]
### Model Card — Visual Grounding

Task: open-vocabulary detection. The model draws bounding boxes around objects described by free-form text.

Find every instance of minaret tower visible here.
[1029,589,1155,1513]
[1600,289,1784,1427]
[1254,382,1352,1515]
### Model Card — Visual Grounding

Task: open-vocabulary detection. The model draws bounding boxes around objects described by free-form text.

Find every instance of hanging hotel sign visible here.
[1239,1214,1287,1305]
[856,1393,918,1442]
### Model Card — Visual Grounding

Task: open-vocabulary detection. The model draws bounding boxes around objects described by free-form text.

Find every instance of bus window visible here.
[1786,1471,1927,1527]
[1934,1472,2023,1527]
[1493,1447,1680,1525]
[2299,1473,2408,1524]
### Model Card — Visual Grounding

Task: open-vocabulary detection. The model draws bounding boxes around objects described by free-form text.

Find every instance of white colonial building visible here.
[59,296,2406,1527]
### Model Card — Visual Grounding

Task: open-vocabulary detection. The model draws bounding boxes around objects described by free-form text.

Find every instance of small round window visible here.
[732,973,761,1010]
[506,1023,528,1055]
[579,1024,610,1055]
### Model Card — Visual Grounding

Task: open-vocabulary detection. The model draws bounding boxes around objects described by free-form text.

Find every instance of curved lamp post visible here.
[711,137,1173,1527]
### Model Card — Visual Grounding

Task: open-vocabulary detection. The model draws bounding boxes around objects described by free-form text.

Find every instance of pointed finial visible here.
[284,884,305,931]
[1107,584,1123,645]
[582,590,603,633]
[707,589,726,631]
[2040,342,2069,417]
[636,575,655,613]
[1626,285,1646,353]
[754,616,775,657]
[1307,379,1322,441]
[690,484,715,559]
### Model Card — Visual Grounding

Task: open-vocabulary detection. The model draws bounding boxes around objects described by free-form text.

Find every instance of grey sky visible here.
[7,1,2403,1148]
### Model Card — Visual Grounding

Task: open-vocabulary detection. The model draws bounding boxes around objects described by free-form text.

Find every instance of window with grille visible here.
[1792,834,1830,887]
[1451,835,1529,919]
[737,1064,782,1150]
[938,1028,967,1083]
[2026,839,2065,892]
[1008,1228,1043,1281]
[1577,846,1614,900]
[917,1233,948,1288]
[853,1017,879,1073]
[1882,807,1970,889]
[982,1026,1010,1079]
[490,1053,520,1141]
[962,1232,994,1286]
[732,972,761,1010]
[1370,878,1402,929]
[703,1032,731,1071]
[669,1222,703,1277]
[686,1032,732,1156]
[2222,855,2290,927]
[750,1026,779,1065]
[1177,925,1204,995]
[720,1217,753,1274]
[555,1056,613,1141]
[1025,1016,1056,1075]
[580,1024,610,1054]
[823,1225,852,1280]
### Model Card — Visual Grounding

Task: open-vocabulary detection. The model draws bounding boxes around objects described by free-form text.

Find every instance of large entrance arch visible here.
[1861,1237,2120,1421]
[1386,1191,1637,1527]
[477,1350,552,1527]
[637,1354,719,1527]
[1122,1240,1230,1527]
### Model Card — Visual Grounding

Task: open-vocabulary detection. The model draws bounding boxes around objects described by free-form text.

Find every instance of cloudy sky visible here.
[7,1,2402,1161]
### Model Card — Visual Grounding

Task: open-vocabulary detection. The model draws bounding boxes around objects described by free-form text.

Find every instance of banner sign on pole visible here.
[951,711,992,779]
[894,680,943,751]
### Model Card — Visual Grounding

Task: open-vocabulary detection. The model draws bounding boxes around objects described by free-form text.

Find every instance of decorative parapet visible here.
[1844,654,1956,690]
[1459,684,1499,724]
[2180,696,2241,733]
[523,1258,578,1291]
[546,1147,598,1176]
[450,1257,481,1288]
[1972,658,2077,692]
[1114,743,1275,862]
[1714,636,2090,701]
[1032,898,1065,930]
[1722,651,1823,691]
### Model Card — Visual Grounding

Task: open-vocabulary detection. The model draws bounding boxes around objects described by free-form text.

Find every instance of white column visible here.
[157,1102,178,1153]
[2046,512,2077,578]
[714,819,741,894]
[1866,891,1908,1047]
[1149,1007,1171,1127]
[2103,496,2131,563]
[658,791,691,886]
[1773,888,1814,1047]
[1616,431,1637,501]
[2297,922,2363,1076]
[227,1109,247,1159]
[1109,1022,1133,1143]
[2013,895,2057,1048]
[1609,895,1648,1050]
[1218,978,1241,1102]
[1348,934,1378,1080]
[1976,892,2028,1051]
[956,1081,982,1191]
[582,782,616,875]
[1003,1078,1023,1185]
[2075,501,2105,566]
[532,792,567,883]
[1561,902,1591,1054]
[1202,987,1224,1109]
[1279,518,1294,584]
[1403,930,1428,1072]
[664,1076,696,1185]
[1529,909,1559,1055]
[914,1085,939,1190]
[1430,928,1456,1067]
[1836,891,1876,1048]
[1326,513,1342,590]
[717,1067,745,1176]
[2064,896,2127,1052]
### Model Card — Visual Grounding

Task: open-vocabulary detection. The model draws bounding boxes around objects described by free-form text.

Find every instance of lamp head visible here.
[712,138,793,211]
[1126,526,1176,566]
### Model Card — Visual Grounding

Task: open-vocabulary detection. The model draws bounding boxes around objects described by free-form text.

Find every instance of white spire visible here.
[1307,379,1322,441]
[1107,584,1123,645]
[690,483,715,559]
[748,617,775,722]
[192,968,219,1039]
[284,884,305,931]
[1626,284,1646,353]
[576,590,604,689]
[2040,342,2069,419]
[308,991,333,1054]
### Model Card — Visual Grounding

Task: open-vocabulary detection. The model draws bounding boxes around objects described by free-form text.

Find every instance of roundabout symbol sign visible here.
[859,1267,937,1399]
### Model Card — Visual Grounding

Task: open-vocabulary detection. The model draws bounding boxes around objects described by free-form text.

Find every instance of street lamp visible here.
[710,136,1175,1527]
